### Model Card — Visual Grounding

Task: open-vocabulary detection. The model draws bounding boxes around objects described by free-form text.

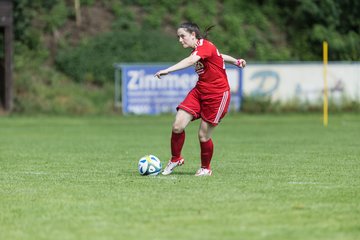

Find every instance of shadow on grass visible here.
[119,169,195,177]
[170,170,195,176]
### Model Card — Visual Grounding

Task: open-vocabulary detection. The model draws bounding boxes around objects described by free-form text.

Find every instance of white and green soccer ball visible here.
[138,155,162,176]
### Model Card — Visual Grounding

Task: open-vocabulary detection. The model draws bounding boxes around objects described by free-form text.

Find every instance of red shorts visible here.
[177,88,231,126]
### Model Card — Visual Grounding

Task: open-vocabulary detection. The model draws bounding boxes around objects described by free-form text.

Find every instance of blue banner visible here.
[119,64,242,115]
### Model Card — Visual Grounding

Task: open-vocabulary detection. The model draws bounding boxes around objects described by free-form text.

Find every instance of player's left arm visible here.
[155,54,201,79]
[221,54,246,68]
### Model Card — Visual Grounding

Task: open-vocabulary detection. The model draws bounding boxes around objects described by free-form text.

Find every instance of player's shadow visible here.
[172,171,194,176]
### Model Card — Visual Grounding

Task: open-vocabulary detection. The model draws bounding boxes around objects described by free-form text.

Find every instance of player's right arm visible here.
[155,54,201,79]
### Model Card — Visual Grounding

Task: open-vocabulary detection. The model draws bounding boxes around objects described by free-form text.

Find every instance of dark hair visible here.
[179,22,215,39]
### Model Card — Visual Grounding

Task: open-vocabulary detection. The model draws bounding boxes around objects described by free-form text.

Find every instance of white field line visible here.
[288,181,318,185]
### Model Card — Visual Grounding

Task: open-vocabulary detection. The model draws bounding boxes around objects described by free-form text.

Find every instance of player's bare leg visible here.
[172,109,193,133]
[198,119,215,142]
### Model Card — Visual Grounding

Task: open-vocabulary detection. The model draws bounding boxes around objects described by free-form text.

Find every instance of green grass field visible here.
[0,114,359,240]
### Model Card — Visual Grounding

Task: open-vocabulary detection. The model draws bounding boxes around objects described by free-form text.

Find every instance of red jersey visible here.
[191,39,229,94]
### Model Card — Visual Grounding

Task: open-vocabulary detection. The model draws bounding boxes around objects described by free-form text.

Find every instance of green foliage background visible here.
[8,0,360,114]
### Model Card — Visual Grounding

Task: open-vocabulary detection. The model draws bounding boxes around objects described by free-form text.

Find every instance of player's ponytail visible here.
[179,22,215,40]
[203,25,215,39]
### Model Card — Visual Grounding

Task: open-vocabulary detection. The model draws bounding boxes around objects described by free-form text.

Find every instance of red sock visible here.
[200,139,213,169]
[171,131,185,162]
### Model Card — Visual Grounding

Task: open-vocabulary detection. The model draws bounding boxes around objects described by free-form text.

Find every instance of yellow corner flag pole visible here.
[323,41,328,127]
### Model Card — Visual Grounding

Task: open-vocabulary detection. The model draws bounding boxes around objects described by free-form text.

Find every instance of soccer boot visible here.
[162,158,184,175]
[194,168,212,176]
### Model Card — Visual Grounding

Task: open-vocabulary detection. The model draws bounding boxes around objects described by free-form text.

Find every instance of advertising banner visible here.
[243,63,360,103]
[118,64,242,115]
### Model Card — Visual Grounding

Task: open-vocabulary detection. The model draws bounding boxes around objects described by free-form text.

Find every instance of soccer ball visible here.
[138,155,162,176]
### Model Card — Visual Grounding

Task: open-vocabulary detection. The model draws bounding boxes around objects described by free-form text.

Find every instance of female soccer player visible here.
[155,22,246,176]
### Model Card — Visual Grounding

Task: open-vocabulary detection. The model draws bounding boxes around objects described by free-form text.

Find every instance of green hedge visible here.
[55,29,188,84]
